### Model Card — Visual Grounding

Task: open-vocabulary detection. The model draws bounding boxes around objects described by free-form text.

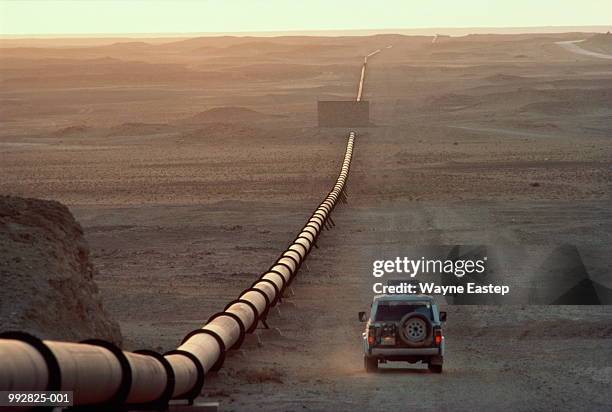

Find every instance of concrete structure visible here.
[317,101,370,127]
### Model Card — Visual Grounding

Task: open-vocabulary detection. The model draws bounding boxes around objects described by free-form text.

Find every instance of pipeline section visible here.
[357,49,379,101]
[0,131,356,410]
[356,60,366,102]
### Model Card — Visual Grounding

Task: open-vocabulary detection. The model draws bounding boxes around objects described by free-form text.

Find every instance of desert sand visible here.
[1,33,611,410]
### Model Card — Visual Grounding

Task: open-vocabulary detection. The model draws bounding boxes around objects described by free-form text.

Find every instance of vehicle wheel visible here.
[428,363,443,374]
[364,356,378,373]
[398,312,432,347]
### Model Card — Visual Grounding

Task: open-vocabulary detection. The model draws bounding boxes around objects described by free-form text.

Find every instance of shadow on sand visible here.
[377,364,432,374]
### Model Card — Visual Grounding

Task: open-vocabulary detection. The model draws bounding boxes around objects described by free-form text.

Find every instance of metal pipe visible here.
[357,63,366,101]
[0,126,358,409]
[46,340,123,405]
[0,339,49,392]
[125,352,168,404]
[165,353,199,398]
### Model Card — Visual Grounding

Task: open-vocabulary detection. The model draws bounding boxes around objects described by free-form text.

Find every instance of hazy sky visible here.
[0,0,610,35]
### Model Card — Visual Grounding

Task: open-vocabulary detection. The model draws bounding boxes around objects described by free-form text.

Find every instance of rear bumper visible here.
[370,347,440,356]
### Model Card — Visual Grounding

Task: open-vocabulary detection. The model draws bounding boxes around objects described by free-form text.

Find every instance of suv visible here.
[359,294,446,373]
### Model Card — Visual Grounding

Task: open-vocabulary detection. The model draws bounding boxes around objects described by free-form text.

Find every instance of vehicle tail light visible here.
[434,328,442,345]
[368,327,376,345]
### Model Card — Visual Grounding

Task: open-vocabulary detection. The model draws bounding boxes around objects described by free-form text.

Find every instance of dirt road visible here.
[557,40,612,59]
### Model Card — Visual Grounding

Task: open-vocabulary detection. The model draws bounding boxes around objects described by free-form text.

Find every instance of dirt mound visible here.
[227,63,323,81]
[51,124,91,137]
[519,101,584,115]
[430,88,612,114]
[107,122,172,136]
[484,73,525,82]
[182,106,280,124]
[426,93,480,111]
[518,88,612,115]
[178,122,265,141]
[222,41,298,55]
[0,196,122,344]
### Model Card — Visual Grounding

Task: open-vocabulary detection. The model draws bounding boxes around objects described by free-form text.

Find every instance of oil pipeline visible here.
[0,46,385,410]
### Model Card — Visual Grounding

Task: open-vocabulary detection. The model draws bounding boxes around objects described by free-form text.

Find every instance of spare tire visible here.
[398,312,432,347]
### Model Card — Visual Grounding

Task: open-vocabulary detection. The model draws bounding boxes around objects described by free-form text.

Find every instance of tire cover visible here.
[399,312,433,347]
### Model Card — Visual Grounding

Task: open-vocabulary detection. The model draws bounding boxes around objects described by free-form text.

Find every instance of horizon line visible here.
[1,25,610,39]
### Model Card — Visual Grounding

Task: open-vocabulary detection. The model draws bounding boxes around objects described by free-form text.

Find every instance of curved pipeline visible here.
[0,131,357,409]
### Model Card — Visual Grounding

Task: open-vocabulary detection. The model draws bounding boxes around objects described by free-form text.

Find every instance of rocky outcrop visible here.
[0,196,122,345]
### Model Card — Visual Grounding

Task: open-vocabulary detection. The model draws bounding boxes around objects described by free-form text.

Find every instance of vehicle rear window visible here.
[374,303,431,321]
